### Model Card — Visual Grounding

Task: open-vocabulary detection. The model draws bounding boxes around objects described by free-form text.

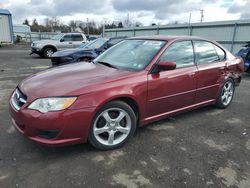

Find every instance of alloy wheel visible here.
[93,108,131,146]
[221,81,234,106]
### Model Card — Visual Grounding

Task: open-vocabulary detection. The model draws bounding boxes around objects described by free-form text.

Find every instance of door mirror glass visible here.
[158,61,176,71]
[60,38,64,42]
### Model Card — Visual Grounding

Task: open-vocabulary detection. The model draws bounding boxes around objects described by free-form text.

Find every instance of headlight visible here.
[36,43,42,47]
[28,97,77,113]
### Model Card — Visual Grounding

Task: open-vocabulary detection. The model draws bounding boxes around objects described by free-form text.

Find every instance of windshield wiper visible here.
[96,61,118,69]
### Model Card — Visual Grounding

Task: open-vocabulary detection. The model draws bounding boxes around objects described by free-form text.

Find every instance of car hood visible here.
[19,63,133,102]
[52,48,94,57]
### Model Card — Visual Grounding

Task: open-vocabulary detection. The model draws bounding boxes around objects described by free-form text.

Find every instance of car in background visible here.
[236,47,250,72]
[9,36,243,150]
[30,33,87,58]
[50,36,126,66]
[86,35,101,41]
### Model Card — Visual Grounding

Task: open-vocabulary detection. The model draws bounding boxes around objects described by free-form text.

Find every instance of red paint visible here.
[9,36,243,146]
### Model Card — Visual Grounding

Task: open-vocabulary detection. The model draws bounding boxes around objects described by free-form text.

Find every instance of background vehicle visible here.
[236,45,250,73]
[50,36,126,66]
[30,33,87,58]
[86,35,101,41]
[9,36,243,150]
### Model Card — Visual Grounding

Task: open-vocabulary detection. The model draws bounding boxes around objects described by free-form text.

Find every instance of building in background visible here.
[13,24,31,42]
[13,24,31,33]
[0,9,14,45]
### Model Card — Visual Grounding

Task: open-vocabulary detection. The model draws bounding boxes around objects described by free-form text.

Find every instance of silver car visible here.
[30,33,87,58]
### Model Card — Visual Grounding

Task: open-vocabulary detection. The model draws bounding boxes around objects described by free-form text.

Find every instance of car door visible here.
[193,40,227,103]
[57,34,74,50]
[72,34,84,48]
[147,40,198,117]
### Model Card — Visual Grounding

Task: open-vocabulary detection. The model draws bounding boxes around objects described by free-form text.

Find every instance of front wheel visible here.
[88,101,137,150]
[215,79,235,109]
[43,47,55,58]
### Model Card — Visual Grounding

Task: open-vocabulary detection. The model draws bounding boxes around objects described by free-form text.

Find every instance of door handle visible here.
[188,72,196,77]
[69,42,72,44]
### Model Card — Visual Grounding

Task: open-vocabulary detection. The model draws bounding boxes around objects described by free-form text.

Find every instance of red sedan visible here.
[9,36,244,150]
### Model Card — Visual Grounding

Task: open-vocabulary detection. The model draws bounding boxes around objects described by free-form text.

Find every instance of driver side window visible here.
[160,40,194,68]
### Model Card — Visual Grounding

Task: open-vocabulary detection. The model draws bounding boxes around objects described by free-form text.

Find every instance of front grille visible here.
[11,88,27,110]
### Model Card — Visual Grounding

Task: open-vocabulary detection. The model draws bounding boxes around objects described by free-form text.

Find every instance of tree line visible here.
[22,17,136,34]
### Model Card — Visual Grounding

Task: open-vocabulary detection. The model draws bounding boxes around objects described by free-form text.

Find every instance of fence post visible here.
[133,28,136,36]
[231,23,237,53]
[157,26,159,35]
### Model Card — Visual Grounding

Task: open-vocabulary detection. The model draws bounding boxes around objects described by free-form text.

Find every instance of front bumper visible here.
[245,61,250,72]
[30,47,42,55]
[9,98,95,146]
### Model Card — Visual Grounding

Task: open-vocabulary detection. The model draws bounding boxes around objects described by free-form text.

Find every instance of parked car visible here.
[50,36,126,66]
[9,36,243,150]
[86,35,101,41]
[236,47,250,72]
[30,33,87,58]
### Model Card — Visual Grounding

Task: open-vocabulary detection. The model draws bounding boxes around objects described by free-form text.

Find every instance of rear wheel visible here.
[43,47,55,58]
[215,79,235,109]
[88,101,137,150]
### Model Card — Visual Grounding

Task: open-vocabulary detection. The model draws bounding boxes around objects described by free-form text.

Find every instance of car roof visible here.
[129,35,207,42]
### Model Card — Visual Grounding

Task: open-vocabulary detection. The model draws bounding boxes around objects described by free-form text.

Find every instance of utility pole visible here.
[188,12,192,25]
[200,9,204,23]
[86,18,89,35]
[127,13,130,27]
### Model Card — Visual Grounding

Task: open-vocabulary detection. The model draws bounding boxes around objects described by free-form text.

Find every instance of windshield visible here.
[84,38,108,49]
[51,33,64,40]
[93,39,166,71]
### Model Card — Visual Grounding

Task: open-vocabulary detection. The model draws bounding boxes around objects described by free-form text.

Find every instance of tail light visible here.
[236,57,244,73]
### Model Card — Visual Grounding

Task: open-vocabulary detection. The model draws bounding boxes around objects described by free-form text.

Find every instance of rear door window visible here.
[193,41,220,64]
[72,34,83,41]
[214,44,226,61]
[160,40,195,68]
[63,34,73,42]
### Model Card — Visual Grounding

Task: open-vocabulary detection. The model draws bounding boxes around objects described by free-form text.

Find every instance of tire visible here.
[88,101,137,150]
[215,79,235,109]
[43,47,55,58]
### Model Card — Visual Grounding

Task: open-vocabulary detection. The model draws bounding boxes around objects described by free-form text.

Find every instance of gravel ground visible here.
[0,45,250,188]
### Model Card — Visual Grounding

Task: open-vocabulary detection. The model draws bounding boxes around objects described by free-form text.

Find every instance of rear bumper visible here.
[9,99,96,146]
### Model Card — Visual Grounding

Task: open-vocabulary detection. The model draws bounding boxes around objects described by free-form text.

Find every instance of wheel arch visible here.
[42,45,57,53]
[95,95,141,126]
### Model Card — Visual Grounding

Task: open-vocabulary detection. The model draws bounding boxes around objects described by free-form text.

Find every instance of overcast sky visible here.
[0,0,249,26]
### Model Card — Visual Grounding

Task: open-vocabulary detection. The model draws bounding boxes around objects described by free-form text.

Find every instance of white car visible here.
[30,33,87,58]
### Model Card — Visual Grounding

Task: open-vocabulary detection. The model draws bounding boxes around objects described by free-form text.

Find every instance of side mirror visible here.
[60,38,64,42]
[158,61,176,71]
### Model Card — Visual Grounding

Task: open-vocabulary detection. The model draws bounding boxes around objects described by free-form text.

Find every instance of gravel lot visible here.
[0,45,250,188]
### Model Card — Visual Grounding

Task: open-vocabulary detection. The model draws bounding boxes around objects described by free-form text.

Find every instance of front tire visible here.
[43,47,55,58]
[88,101,137,150]
[215,79,235,109]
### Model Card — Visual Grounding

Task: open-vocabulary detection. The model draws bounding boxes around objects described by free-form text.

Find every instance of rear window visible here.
[193,41,220,64]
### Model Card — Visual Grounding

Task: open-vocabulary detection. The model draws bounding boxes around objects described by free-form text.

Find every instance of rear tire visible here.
[215,79,235,109]
[88,101,137,150]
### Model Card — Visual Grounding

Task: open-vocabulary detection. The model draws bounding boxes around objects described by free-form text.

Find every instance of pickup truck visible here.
[30,33,87,58]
